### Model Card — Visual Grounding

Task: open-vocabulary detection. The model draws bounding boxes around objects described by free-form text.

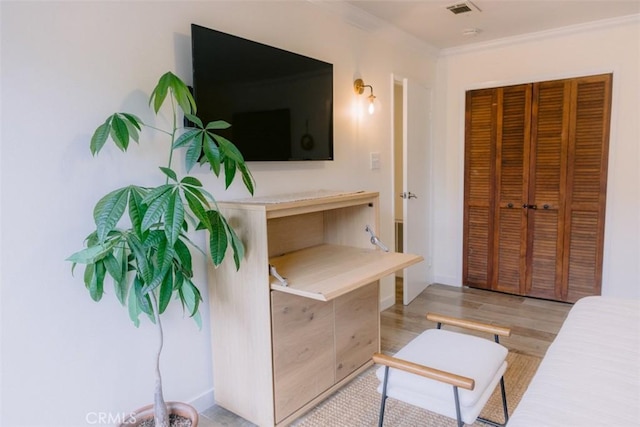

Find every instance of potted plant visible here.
[67,72,254,427]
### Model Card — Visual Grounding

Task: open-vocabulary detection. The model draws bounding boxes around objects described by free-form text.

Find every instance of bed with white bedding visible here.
[508,296,640,426]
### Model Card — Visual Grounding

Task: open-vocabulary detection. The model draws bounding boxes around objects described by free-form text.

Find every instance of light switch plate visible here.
[370,152,380,170]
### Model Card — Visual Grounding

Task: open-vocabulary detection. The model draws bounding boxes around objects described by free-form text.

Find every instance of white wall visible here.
[432,16,640,297]
[0,1,436,426]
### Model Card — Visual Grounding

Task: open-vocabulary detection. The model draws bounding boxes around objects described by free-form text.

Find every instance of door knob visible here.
[401,192,418,199]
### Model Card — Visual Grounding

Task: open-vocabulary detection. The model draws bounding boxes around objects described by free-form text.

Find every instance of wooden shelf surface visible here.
[269,244,423,301]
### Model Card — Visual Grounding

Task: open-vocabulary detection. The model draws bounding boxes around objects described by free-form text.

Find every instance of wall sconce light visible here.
[354,78,376,114]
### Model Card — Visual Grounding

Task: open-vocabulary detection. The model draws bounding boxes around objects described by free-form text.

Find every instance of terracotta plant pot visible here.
[119,401,199,427]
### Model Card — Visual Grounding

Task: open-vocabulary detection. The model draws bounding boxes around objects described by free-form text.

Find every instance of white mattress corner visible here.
[508,296,640,426]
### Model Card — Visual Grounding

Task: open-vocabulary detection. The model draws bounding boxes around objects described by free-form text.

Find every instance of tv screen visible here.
[191,24,334,161]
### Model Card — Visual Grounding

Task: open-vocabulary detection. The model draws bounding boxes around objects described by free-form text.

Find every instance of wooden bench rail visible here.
[426,313,512,337]
[372,352,475,390]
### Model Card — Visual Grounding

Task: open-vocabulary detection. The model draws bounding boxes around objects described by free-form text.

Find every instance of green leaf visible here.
[141,240,173,296]
[123,116,140,144]
[112,246,129,305]
[190,185,217,206]
[90,119,110,156]
[206,120,231,130]
[184,191,211,231]
[173,128,201,149]
[203,133,221,176]
[184,133,203,173]
[239,163,255,195]
[164,190,185,246]
[150,72,195,115]
[110,115,130,151]
[67,242,113,264]
[127,234,152,285]
[222,215,245,270]
[94,187,129,242]
[89,261,106,302]
[134,276,153,316]
[83,263,94,291]
[159,167,178,182]
[184,114,203,129]
[207,210,228,266]
[173,238,193,277]
[128,186,147,237]
[141,185,173,231]
[179,279,201,318]
[214,134,245,163]
[180,176,202,187]
[183,183,211,206]
[158,272,173,314]
[120,113,142,131]
[172,77,196,115]
[150,72,171,114]
[141,184,173,205]
[128,276,143,327]
[224,158,237,189]
[103,252,123,284]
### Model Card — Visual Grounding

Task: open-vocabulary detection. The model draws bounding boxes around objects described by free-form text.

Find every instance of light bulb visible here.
[368,94,376,115]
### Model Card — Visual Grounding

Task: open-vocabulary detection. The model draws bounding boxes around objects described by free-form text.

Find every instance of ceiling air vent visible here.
[447,1,481,15]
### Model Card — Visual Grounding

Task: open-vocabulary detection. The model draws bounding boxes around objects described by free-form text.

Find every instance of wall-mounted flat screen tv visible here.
[191,24,334,161]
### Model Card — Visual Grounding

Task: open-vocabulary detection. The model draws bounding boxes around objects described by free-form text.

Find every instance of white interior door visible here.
[402,79,432,305]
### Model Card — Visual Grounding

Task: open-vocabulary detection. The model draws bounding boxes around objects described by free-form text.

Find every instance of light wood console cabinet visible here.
[207,191,422,426]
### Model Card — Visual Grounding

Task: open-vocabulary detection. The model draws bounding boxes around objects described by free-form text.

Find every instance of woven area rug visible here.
[293,351,540,426]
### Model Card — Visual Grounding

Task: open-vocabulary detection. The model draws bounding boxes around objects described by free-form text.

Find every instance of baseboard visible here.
[433,275,460,287]
[379,294,395,311]
[189,387,215,413]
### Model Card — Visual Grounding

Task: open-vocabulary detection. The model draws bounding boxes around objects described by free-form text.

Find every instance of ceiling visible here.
[343,0,640,49]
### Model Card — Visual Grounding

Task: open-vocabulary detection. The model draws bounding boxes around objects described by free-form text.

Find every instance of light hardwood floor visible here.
[199,283,573,426]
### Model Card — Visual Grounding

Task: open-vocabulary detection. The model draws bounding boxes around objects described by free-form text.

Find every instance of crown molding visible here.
[440,13,640,57]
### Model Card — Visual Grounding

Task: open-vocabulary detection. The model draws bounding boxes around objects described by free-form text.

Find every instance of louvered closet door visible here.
[492,85,531,294]
[463,85,531,292]
[526,80,571,300]
[563,74,611,302]
[464,74,610,302]
[463,89,496,289]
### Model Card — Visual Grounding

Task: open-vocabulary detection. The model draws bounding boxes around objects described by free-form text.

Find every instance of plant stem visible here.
[165,94,178,185]
[150,293,169,427]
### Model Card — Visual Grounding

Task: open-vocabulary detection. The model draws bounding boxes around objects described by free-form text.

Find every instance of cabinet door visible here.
[271,292,335,423]
[335,282,379,382]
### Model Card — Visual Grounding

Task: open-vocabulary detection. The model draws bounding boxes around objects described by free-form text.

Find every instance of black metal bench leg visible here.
[378,366,390,427]
[477,375,509,427]
[453,386,464,427]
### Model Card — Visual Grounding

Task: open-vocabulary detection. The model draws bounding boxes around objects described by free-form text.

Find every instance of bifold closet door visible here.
[462,84,531,293]
[526,74,611,302]
[463,88,496,290]
[525,79,570,300]
[562,74,611,302]
[464,74,611,303]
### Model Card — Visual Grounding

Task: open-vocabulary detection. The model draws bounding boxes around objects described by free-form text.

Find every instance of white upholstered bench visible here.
[373,313,511,427]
